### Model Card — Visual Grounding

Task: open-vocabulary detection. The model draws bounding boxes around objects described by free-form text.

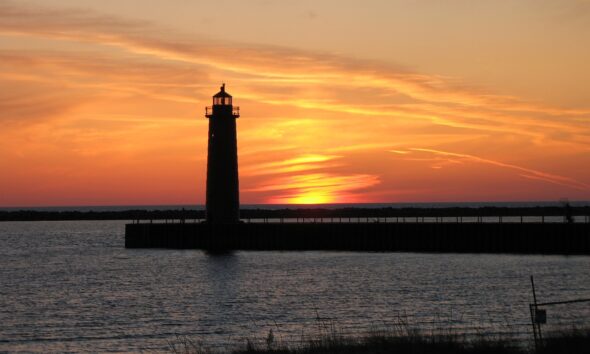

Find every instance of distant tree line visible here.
[1,206,589,222]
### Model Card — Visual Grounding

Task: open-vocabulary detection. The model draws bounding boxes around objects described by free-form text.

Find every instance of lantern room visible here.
[213,83,232,106]
[206,83,240,118]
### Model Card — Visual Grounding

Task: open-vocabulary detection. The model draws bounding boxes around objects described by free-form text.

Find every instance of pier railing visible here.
[205,106,240,117]
[131,215,590,224]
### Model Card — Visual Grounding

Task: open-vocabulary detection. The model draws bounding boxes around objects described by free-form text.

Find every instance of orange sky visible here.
[1,0,589,206]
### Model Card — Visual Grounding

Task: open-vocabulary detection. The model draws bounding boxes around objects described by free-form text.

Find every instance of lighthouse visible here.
[205,84,240,224]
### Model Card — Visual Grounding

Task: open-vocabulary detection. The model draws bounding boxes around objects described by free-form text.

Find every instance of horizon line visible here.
[2,200,590,211]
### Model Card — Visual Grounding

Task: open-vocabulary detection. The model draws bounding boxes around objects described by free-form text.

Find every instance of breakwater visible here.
[125,222,590,254]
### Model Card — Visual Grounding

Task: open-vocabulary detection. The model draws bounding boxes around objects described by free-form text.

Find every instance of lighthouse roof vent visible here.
[213,83,232,98]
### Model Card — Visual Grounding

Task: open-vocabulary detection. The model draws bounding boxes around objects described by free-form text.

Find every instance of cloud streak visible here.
[395,148,590,191]
[0,0,588,205]
[246,173,381,204]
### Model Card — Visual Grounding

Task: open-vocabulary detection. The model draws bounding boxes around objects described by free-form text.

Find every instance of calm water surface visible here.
[1,220,589,352]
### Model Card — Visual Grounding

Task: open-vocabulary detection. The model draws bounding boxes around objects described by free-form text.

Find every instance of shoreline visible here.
[2,205,589,222]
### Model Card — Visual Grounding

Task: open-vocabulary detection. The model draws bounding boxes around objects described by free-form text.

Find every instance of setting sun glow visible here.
[284,193,333,205]
[1,0,589,206]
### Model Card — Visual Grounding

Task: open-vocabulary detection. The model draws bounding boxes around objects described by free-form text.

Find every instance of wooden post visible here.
[530,275,543,349]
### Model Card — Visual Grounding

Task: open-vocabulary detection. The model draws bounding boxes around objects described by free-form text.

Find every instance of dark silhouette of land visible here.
[2,205,589,222]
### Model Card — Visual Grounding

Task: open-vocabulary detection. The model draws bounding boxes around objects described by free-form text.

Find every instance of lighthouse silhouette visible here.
[205,84,240,224]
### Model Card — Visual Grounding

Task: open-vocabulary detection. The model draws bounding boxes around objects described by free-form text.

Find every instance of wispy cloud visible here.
[241,154,342,177]
[392,148,590,191]
[245,173,381,204]
[0,0,588,205]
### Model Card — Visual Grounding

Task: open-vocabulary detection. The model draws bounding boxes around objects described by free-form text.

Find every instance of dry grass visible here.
[168,318,590,354]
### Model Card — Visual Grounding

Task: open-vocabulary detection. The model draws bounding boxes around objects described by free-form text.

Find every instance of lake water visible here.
[1,220,589,352]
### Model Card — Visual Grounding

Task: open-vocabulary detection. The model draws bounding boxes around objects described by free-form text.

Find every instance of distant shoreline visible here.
[2,205,589,222]
[2,201,590,212]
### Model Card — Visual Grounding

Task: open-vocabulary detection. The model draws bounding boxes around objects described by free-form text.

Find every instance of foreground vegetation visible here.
[169,328,590,354]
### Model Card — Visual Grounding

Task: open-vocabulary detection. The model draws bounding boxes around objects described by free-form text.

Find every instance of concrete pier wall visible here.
[125,222,590,254]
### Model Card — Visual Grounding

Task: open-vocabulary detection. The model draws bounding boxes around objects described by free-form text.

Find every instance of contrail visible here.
[407,148,590,191]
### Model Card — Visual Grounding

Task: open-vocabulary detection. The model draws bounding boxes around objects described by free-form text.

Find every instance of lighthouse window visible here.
[213,96,232,105]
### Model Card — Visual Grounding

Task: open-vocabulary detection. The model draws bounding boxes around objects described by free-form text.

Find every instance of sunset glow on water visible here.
[1,220,590,352]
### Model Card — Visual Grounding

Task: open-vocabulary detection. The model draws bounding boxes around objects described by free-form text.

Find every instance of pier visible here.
[125,217,590,254]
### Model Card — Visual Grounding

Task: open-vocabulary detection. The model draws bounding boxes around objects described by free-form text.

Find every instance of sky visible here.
[1,0,589,206]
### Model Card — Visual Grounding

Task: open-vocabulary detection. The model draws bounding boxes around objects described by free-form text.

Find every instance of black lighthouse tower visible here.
[205,84,240,224]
